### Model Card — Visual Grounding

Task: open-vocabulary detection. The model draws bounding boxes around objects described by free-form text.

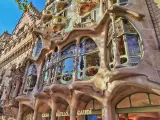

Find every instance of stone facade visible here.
[1,0,160,120]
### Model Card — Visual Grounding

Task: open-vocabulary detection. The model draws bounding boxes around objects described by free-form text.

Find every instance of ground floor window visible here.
[116,92,160,120]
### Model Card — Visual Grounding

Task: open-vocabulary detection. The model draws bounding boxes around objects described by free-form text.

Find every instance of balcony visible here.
[56,0,68,13]
[52,16,66,32]
[78,0,99,16]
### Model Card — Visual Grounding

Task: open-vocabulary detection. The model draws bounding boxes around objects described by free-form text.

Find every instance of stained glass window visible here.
[107,18,142,69]
[61,44,76,59]
[57,43,76,84]
[32,37,42,57]
[77,37,99,80]
[24,65,37,94]
[43,54,51,82]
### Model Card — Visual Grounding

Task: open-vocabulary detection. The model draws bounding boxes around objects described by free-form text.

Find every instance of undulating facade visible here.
[1,0,160,120]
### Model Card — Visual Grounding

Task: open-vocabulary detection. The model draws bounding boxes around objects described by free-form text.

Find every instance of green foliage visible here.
[14,0,30,12]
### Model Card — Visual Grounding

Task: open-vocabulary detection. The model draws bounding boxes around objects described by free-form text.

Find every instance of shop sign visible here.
[42,113,50,118]
[56,109,92,116]
[77,110,92,115]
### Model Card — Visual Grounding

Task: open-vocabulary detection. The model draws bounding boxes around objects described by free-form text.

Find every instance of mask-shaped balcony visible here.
[78,0,99,16]
[56,0,68,13]
[52,16,66,32]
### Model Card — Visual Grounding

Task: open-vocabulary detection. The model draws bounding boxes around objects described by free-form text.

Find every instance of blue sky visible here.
[0,0,45,35]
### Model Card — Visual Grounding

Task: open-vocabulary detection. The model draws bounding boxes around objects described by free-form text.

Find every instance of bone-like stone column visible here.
[13,80,21,98]
[51,99,57,120]
[103,103,113,120]
[70,96,78,120]
[109,13,121,68]
[100,0,104,17]
[33,108,38,120]
[17,104,23,120]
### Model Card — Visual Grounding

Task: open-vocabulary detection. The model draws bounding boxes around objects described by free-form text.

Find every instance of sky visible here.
[0,0,46,35]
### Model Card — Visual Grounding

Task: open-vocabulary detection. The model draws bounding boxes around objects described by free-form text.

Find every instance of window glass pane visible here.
[31,75,37,87]
[86,100,102,110]
[61,44,76,59]
[80,38,98,54]
[57,62,62,76]
[51,52,58,64]
[150,94,160,105]
[86,53,99,67]
[119,0,128,5]
[118,36,125,56]
[63,57,74,73]
[44,71,49,81]
[77,56,85,80]
[123,19,136,33]
[126,35,141,56]
[28,65,37,75]
[85,53,99,76]
[131,93,150,107]
[32,39,42,56]
[117,97,130,108]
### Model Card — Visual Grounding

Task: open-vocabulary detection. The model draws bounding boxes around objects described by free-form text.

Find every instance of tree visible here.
[14,0,30,12]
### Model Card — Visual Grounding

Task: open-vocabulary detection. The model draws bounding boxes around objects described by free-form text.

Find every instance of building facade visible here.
[1,0,160,120]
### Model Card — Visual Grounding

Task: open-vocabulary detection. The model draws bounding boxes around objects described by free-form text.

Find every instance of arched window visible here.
[24,65,37,94]
[116,93,160,113]
[43,54,51,82]
[32,37,42,57]
[57,43,76,84]
[85,99,102,120]
[107,18,142,69]
[50,48,58,83]
[77,37,100,80]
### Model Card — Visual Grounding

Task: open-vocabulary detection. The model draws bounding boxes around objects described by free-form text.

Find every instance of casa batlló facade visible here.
[0,0,160,120]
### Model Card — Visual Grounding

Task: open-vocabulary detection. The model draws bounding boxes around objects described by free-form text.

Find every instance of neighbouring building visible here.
[0,0,160,120]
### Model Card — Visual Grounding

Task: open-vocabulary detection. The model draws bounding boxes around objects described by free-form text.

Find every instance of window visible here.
[77,37,100,80]
[116,93,160,109]
[32,37,42,57]
[57,43,76,84]
[24,65,37,94]
[43,54,51,82]
[107,18,142,69]
[50,50,58,83]
[117,0,128,5]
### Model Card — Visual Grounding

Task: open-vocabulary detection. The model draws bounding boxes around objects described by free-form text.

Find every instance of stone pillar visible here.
[70,96,78,120]
[51,99,57,120]
[109,13,121,68]
[17,104,23,120]
[103,104,113,120]
[13,80,21,98]
[33,108,38,120]
[100,0,104,17]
